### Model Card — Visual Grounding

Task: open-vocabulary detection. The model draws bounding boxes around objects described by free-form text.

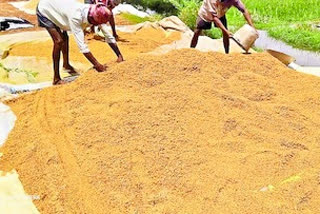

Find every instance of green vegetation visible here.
[120,13,151,24]
[124,0,177,15]
[226,0,320,52]
[267,24,320,52]
[0,63,38,83]
[164,0,200,29]
[120,13,163,24]
[232,0,320,23]
[125,0,320,52]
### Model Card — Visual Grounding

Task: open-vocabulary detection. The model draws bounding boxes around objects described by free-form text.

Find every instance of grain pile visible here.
[9,27,181,66]
[0,27,180,84]
[1,49,320,213]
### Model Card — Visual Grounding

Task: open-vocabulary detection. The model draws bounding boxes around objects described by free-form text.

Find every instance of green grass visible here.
[120,13,150,24]
[225,0,320,52]
[120,13,163,24]
[268,24,320,52]
[0,63,38,83]
[124,0,320,52]
[234,0,320,23]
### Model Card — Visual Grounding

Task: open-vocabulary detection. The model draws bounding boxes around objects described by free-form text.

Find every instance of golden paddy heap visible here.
[1,49,320,213]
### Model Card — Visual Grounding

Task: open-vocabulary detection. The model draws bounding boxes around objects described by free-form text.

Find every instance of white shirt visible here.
[99,24,116,44]
[38,0,91,53]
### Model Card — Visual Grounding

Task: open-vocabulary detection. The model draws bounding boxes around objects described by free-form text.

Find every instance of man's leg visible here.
[61,31,77,74]
[222,32,230,54]
[191,28,202,48]
[191,17,210,48]
[220,15,230,54]
[46,27,64,85]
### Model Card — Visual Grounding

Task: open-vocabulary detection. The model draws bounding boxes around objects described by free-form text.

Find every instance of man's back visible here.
[38,0,88,30]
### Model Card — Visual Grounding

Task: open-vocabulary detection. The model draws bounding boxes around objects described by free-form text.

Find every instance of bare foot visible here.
[116,55,124,63]
[63,64,79,76]
[53,79,68,85]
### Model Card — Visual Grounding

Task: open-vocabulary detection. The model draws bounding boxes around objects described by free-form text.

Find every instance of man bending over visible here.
[37,0,119,84]
[84,0,124,63]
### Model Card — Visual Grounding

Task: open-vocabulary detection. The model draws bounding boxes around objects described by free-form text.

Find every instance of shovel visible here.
[266,49,295,66]
[230,36,248,53]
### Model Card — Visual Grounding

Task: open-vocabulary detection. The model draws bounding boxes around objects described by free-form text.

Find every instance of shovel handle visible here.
[230,37,248,53]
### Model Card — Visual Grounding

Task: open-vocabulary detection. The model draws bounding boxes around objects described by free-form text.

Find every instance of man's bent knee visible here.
[194,29,202,35]
[54,38,64,47]
[62,31,69,41]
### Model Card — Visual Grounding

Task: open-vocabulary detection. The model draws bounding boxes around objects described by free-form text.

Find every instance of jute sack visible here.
[233,24,259,52]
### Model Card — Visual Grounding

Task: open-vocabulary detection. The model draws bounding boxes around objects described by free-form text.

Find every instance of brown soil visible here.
[1,49,320,213]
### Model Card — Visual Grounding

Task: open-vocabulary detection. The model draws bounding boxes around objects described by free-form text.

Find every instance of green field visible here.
[125,0,320,52]
[227,0,320,52]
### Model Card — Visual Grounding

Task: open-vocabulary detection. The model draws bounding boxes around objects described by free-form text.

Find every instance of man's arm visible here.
[69,18,106,72]
[212,16,233,37]
[83,52,106,72]
[235,0,256,29]
[243,9,254,27]
[99,24,123,61]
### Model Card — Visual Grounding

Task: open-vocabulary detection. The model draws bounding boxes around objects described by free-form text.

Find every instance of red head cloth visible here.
[94,0,120,7]
[97,0,108,4]
[94,0,107,4]
[89,4,112,25]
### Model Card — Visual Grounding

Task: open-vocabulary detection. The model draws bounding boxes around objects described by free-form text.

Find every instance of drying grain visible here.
[1,49,320,213]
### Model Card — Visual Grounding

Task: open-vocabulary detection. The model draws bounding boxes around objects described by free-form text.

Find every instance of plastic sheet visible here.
[0,30,49,59]
[113,3,153,18]
[0,17,34,32]
[9,1,34,16]
[0,103,16,146]
[0,170,40,214]
[288,62,320,77]
[0,82,52,94]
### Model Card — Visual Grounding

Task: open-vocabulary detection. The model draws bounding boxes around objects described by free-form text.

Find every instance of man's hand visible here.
[83,52,106,72]
[116,55,124,63]
[213,16,232,38]
[254,28,259,38]
[94,63,107,72]
[226,30,233,38]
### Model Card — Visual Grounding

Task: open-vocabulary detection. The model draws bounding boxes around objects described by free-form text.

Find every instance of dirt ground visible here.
[1,49,320,213]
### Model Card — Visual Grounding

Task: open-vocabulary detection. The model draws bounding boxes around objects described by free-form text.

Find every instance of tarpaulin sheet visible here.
[0,170,40,214]
[0,103,16,146]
